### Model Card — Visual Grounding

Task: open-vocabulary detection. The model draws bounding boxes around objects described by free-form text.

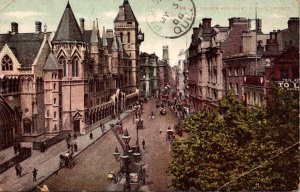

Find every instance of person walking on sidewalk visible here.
[73,133,77,140]
[101,125,105,134]
[89,132,93,140]
[15,163,22,177]
[142,139,145,149]
[32,168,38,182]
[13,143,18,154]
[17,164,22,177]
[74,142,78,152]
[15,164,19,177]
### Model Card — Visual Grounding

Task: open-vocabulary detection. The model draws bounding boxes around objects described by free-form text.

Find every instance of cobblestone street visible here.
[41,99,179,191]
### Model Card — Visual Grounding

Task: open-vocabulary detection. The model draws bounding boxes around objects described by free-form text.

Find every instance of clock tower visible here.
[114,0,143,92]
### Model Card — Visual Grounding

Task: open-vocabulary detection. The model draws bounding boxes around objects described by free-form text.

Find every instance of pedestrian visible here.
[142,139,145,149]
[18,164,22,177]
[74,142,78,152]
[15,164,19,176]
[16,164,22,177]
[13,143,18,154]
[90,132,93,139]
[159,128,162,134]
[17,164,22,177]
[17,143,21,153]
[32,168,38,182]
[73,133,77,140]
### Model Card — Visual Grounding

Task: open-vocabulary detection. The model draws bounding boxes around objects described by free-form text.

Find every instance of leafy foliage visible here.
[168,89,299,191]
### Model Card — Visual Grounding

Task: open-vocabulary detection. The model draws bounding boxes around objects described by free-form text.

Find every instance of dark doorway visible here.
[73,120,80,132]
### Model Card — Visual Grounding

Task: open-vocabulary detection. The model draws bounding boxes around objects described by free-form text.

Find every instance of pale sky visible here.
[0,0,299,66]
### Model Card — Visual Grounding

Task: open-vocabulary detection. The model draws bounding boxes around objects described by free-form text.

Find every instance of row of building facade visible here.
[139,46,172,99]
[185,17,299,112]
[0,0,148,150]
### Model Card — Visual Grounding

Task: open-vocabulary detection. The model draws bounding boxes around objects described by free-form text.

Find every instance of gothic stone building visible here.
[0,0,142,150]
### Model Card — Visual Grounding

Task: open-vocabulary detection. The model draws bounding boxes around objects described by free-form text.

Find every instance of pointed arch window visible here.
[72,56,79,77]
[1,55,13,71]
[59,56,67,77]
[120,32,123,43]
[127,32,130,43]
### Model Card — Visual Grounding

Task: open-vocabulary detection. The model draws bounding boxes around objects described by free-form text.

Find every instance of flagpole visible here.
[255,2,258,75]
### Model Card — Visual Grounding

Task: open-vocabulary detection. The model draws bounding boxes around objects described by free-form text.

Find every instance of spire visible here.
[112,34,118,51]
[90,21,99,43]
[53,1,83,42]
[66,0,70,8]
[102,27,108,47]
[114,0,138,24]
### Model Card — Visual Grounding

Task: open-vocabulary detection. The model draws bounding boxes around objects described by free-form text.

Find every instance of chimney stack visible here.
[11,22,18,34]
[202,18,212,29]
[228,17,249,29]
[192,27,199,34]
[35,21,42,33]
[79,18,85,33]
[287,17,299,32]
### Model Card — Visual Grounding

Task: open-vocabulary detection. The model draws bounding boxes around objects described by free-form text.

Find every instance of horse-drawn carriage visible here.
[59,151,74,168]
[160,107,166,115]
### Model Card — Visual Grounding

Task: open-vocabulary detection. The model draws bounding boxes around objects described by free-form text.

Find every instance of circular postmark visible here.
[147,0,196,39]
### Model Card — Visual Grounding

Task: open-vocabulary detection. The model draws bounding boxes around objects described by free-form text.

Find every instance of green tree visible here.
[168,89,299,191]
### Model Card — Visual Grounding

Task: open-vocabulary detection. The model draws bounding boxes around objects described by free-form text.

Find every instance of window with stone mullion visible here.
[72,57,79,77]
[1,55,13,71]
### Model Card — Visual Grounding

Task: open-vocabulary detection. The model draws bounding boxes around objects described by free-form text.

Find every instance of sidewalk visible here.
[0,109,134,191]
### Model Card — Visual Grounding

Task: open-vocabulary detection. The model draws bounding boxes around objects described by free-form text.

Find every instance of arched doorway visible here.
[73,112,82,133]
[0,96,17,150]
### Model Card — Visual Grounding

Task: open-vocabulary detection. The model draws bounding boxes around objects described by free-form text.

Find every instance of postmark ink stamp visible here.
[147,0,196,39]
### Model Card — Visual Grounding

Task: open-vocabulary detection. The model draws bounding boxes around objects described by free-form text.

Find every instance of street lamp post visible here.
[113,128,142,191]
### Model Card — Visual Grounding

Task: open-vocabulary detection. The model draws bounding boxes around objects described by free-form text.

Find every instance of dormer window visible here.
[1,55,13,71]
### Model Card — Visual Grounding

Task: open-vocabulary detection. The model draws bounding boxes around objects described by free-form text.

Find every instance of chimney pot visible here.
[11,22,18,34]
[202,18,212,29]
[79,18,85,33]
[35,21,42,33]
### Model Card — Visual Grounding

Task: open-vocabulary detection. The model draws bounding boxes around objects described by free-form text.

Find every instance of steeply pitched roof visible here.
[0,33,49,68]
[44,53,59,70]
[90,22,99,43]
[53,1,83,42]
[83,30,92,43]
[114,0,138,24]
